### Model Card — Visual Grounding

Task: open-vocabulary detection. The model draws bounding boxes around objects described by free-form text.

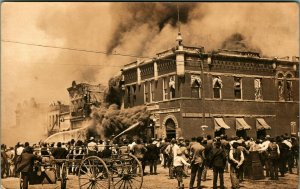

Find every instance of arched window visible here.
[213,76,223,99]
[191,75,201,98]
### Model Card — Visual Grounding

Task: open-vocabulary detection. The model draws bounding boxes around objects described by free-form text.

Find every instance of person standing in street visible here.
[147,139,160,175]
[267,137,280,180]
[16,147,42,189]
[229,142,244,189]
[87,137,98,156]
[174,149,191,189]
[209,140,227,189]
[189,136,205,189]
[133,139,147,174]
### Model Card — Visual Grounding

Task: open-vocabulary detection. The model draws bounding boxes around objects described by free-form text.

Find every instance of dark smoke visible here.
[103,75,122,107]
[88,104,150,139]
[221,33,262,53]
[107,2,197,53]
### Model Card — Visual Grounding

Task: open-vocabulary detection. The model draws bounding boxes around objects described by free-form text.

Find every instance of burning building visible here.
[121,32,299,139]
[67,81,105,130]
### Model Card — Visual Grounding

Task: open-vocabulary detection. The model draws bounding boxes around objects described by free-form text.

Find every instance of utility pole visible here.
[196,50,208,136]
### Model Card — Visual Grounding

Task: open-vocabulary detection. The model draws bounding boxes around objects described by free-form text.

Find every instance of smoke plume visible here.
[107,2,198,54]
[221,33,262,53]
[88,104,150,139]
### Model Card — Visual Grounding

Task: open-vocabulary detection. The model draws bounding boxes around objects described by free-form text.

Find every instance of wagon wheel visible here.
[61,162,67,189]
[78,156,110,189]
[111,154,143,189]
[19,172,24,189]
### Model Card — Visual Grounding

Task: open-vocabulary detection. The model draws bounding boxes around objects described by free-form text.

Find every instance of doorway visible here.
[165,118,176,140]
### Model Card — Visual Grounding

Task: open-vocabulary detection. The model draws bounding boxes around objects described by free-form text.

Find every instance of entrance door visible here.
[165,118,176,140]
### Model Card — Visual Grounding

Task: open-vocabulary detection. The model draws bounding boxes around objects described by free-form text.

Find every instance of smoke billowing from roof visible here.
[221,33,262,53]
[107,2,198,54]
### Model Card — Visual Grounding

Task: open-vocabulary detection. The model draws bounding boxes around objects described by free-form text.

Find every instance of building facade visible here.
[47,101,70,136]
[67,81,105,130]
[121,33,299,140]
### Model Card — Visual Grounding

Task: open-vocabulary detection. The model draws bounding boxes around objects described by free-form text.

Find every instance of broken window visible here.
[213,76,223,99]
[191,75,201,98]
[132,85,136,105]
[163,77,168,100]
[169,76,176,99]
[254,78,263,100]
[277,80,285,101]
[144,82,149,103]
[234,77,242,99]
[150,80,155,102]
[127,86,131,105]
[286,80,293,101]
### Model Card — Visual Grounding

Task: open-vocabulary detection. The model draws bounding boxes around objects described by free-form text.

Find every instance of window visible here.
[277,73,284,101]
[254,78,263,101]
[150,80,155,102]
[286,80,293,101]
[132,85,136,105]
[127,86,131,104]
[213,76,222,99]
[191,75,201,98]
[234,77,242,99]
[163,78,168,100]
[144,82,149,103]
[169,76,176,99]
[286,74,293,101]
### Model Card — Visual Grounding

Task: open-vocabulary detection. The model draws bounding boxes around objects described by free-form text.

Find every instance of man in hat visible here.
[147,138,160,175]
[189,136,205,189]
[16,147,42,189]
[174,149,191,189]
[259,135,271,177]
[209,140,227,189]
[229,142,244,189]
[87,137,97,156]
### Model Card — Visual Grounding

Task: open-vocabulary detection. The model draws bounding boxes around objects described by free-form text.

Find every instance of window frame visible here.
[213,76,222,99]
[234,77,242,100]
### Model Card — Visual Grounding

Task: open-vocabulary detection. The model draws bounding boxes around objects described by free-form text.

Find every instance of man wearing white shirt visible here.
[258,135,271,177]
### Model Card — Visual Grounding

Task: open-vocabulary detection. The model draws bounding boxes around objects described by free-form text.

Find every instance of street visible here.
[2,166,298,189]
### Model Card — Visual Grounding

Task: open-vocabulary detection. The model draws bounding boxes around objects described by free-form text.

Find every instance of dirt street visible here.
[1,166,298,189]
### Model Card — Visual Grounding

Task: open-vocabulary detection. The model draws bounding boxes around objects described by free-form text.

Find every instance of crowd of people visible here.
[0,133,299,189]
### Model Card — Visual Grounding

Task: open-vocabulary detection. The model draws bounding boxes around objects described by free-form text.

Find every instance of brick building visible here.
[121,33,299,140]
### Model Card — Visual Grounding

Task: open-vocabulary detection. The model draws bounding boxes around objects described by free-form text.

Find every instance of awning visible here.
[236,118,252,130]
[214,118,230,131]
[256,118,271,130]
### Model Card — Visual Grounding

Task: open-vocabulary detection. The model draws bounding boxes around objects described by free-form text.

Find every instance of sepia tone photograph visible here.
[1,2,299,189]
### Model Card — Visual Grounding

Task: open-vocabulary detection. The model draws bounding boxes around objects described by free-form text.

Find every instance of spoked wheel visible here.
[19,172,24,189]
[111,154,143,189]
[78,156,110,189]
[61,163,67,189]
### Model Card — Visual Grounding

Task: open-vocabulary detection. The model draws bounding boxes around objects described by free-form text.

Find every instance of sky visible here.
[1,2,299,145]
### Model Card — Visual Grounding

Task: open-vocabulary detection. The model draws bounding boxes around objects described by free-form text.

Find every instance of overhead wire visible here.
[1,39,204,66]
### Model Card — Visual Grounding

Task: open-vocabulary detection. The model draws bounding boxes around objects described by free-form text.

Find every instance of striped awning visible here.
[236,118,252,130]
[256,118,271,130]
[214,118,230,131]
